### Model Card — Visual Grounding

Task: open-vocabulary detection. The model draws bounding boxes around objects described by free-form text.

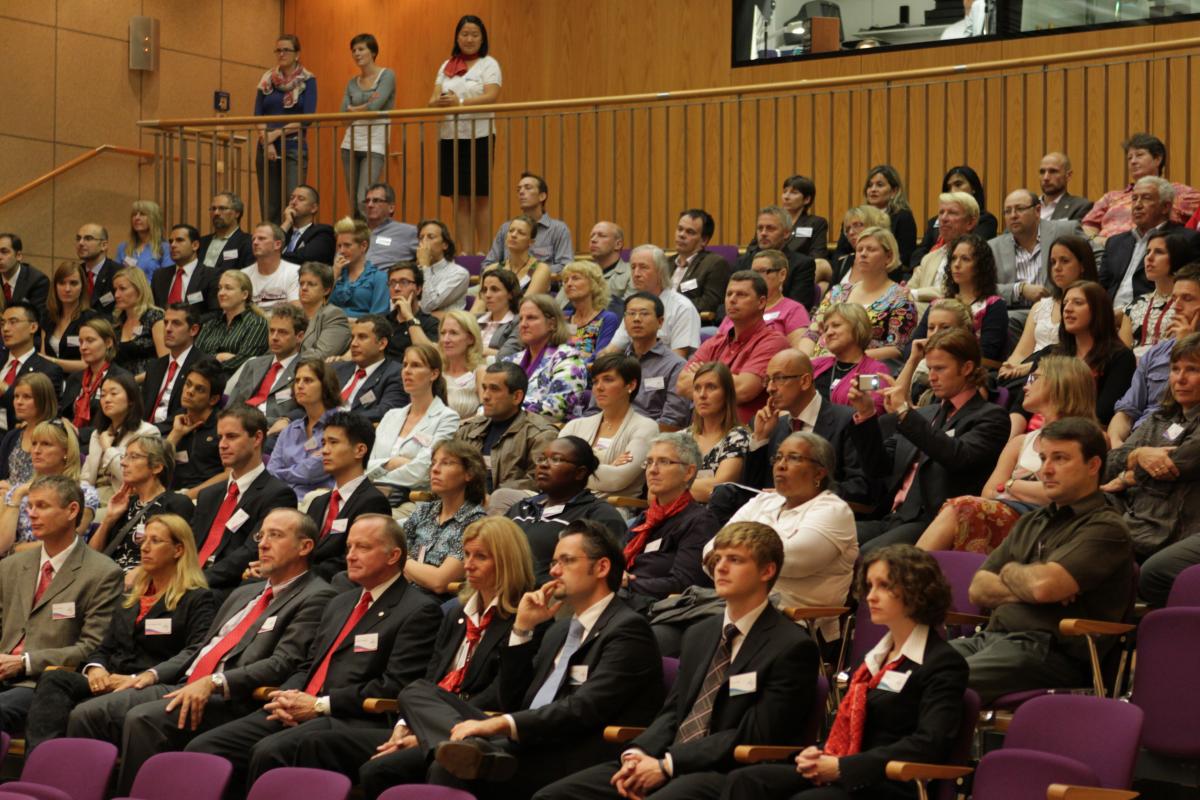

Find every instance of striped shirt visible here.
[195,309,269,374]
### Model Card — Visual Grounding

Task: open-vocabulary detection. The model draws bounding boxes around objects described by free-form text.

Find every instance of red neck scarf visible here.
[74,363,109,427]
[443,54,479,78]
[137,581,158,624]
[823,657,905,756]
[625,492,693,567]
[438,605,497,695]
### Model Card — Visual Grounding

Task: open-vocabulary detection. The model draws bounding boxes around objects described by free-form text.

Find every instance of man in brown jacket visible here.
[455,361,558,514]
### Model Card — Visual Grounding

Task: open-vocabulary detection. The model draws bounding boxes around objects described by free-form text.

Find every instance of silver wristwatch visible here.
[210,672,226,691]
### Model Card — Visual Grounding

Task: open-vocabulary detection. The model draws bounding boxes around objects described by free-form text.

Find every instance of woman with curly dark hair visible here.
[1051,280,1135,424]
[721,544,968,799]
[906,233,1009,363]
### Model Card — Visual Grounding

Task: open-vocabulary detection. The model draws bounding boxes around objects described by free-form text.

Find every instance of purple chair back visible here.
[1131,608,1200,758]
[931,551,986,615]
[15,738,118,800]
[122,751,234,800]
[933,688,982,800]
[973,749,1099,800]
[378,787,476,800]
[619,248,632,262]
[708,245,740,266]
[662,656,680,694]
[455,255,484,276]
[847,601,887,669]
[0,793,45,800]
[247,768,351,800]
[801,674,830,743]
[1166,563,1200,607]
[1004,694,1143,789]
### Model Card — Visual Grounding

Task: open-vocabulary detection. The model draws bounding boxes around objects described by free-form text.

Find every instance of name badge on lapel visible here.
[643,538,663,554]
[99,292,115,305]
[330,518,348,533]
[644,376,665,390]
[52,602,76,620]
[944,429,956,438]
[358,390,377,407]
[354,633,379,652]
[187,292,204,304]
[223,250,238,260]
[176,450,190,464]
[1166,422,1185,441]
[66,336,80,347]
[796,226,814,238]
[729,671,757,696]
[145,618,173,635]
[259,615,278,633]
[568,665,589,685]
[878,670,910,693]
[375,236,393,247]
[680,279,699,293]
[227,509,250,531]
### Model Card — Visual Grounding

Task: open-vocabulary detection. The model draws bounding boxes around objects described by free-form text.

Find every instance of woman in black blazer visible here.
[721,545,968,800]
[24,512,215,750]
[60,317,132,454]
[41,260,98,371]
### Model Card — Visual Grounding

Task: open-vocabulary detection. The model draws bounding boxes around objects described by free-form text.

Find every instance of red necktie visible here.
[152,360,179,421]
[187,587,274,684]
[320,490,341,538]
[341,368,367,403]
[304,591,372,695]
[246,361,283,408]
[4,282,12,304]
[438,606,496,694]
[3,359,19,387]
[198,482,240,566]
[168,267,186,305]
[87,268,95,295]
[12,562,55,656]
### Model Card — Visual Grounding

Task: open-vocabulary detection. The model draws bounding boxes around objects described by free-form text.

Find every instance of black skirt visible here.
[438,135,493,197]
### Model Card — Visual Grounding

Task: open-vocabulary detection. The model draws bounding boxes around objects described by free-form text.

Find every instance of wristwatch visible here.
[210,673,226,692]
[894,402,911,419]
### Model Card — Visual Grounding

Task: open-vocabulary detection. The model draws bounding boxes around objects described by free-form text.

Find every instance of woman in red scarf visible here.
[59,317,131,454]
[722,545,967,799]
[254,34,317,224]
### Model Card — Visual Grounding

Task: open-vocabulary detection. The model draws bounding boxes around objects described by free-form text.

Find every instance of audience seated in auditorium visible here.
[243,223,301,309]
[804,226,917,363]
[671,208,731,316]
[917,355,1097,553]
[369,343,461,494]
[438,310,484,419]
[686,362,751,505]
[478,268,521,357]
[280,184,336,265]
[912,165,998,266]
[165,359,226,497]
[24,512,214,751]
[1084,132,1200,244]
[116,201,173,282]
[561,352,658,501]
[850,329,1010,550]
[336,315,407,422]
[607,245,702,358]
[0,475,123,736]
[70,508,333,794]
[297,261,352,360]
[228,305,305,437]
[835,164,919,266]
[198,192,254,270]
[142,305,204,439]
[268,357,340,500]
[154,225,219,317]
[76,222,120,318]
[485,214,553,296]
[0,374,57,484]
[831,204,891,286]
[537,520,820,800]
[501,294,589,423]
[112,267,167,377]
[42,260,98,371]
[561,260,620,361]
[195,270,269,375]
[1045,281,1136,425]
[954,418,1133,704]
[1037,151,1093,221]
[738,206,817,311]
[896,300,976,406]
[401,440,487,599]
[0,301,65,434]
[364,183,418,269]
[777,174,830,259]
[507,436,628,584]
[808,303,890,414]
[331,216,389,318]
[381,261,439,361]
[722,545,967,799]
[909,192,980,315]
[0,422,98,556]
[740,248,810,347]
[415,219,470,315]
[558,221,632,313]
[88,434,194,572]
[484,172,575,272]
[908,233,1009,364]
[1101,176,1198,309]
[1119,230,1192,354]
[82,371,161,506]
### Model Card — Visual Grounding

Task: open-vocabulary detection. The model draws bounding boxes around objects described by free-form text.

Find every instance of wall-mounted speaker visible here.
[129,16,159,71]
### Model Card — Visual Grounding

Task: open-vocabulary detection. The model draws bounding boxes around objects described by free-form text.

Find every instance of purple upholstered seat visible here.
[378,786,476,800]
[111,751,234,800]
[246,768,351,800]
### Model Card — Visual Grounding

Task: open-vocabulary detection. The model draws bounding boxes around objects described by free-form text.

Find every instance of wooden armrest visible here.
[1046,786,1139,800]
[945,611,989,627]
[607,495,649,510]
[252,686,279,701]
[469,275,480,286]
[409,491,434,503]
[734,744,804,763]
[783,606,850,622]
[699,311,716,322]
[42,665,76,672]
[363,698,399,714]
[885,761,974,782]
[603,726,646,743]
[1058,619,1135,636]
[446,582,463,594]
[982,357,1003,370]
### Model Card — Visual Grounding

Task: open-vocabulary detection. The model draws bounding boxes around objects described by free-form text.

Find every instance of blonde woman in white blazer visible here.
[366,344,461,491]
[560,352,659,500]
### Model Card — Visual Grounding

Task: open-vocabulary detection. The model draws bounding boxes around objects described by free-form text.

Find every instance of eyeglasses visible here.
[1003,204,1038,215]
[388,278,416,288]
[74,235,104,243]
[253,529,292,544]
[548,554,594,570]
[771,453,823,467]
[120,451,150,462]
[765,374,803,385]
[534,454,578,467]
[273,48,296,54]
[642,457,685,470]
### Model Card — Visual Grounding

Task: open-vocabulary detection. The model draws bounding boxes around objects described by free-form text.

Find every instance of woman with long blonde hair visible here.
[0,420,98,554]
[116,200,172,282]
[438,310,484,419]
[194,270,269,374]
[112,267,167,376]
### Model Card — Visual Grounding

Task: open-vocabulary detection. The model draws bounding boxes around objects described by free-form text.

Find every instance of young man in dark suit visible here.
[0,301,64,432]
[191,404,297,592]
[152,225,219,316]
[0,234,49,312]
[227,304,306,437]
[143,304,205,434]
[76,223,120,317]
[166,359,226,498]
[1038,152,1093,222]
[534,520,820,800]
[671,209,731,317]
[280,184,336,266]
[66,507,335,793]
[186,513,443,791]
[737,208,818,312]
[333,315,407,422]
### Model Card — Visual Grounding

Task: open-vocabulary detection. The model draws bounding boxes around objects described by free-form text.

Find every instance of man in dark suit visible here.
[737,207,818,311]
[192,404,297,592]
[0,233,49,312]
[398,520,663,799]
[166,358,226,497]
[198,192,254,271]
[186,514,443,791]
[152,225,219,316]
[0,301,65,433]
[143,304,205,434]
[1100,176,1198,306]
[227,304,306,435]
[671,210,730,317]
[534,520,820,800]
[280,184,336,265]
[0,476,124,732]
[1038,152,1093,222]
[66,508,335,792]
[850,330,1009,551]
[75,222,119,317]
[333,316,407,422]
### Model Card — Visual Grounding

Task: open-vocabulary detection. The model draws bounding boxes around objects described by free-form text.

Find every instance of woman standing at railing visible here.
[340,33,395,217]
[116,201,172,283]
[430,15,501,255]
[255,34,317,225]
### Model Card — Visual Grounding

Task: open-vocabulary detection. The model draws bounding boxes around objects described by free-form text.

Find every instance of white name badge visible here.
[644,376,665,390]
[1166,422,1185,441]
[375,236,393,247]
[879,670,910,693]
[227,508,250,531]
[99,292,115,305]
[944,430,955,438]
[680,279,699,293]
[729,671,757,696]
[52,602,76,620]
[304,437,319,450]
[187,292,204,304]
[330,518,348,533]
[133,325,144,336]
[222,249,238,260]
[568,665,589,684]
[483,454,492,469]
[543,504,566,518]
[643,537,663,554]
[0,410,8,430]
[145,618,173,635]
[259,615,278,632]
[276,388,292,401]
[124,256,138,267]
[763,311,781,322]
[796,226,813,237]
[357,390,376,406]
[354,633,379,652]
[176,449,189,464]
[66,336,80,347]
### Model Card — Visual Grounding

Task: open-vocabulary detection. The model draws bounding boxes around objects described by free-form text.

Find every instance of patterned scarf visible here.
[438,605,496,695]
[257,63,314,109]
[625,492,693,567]
[823,657,905,756]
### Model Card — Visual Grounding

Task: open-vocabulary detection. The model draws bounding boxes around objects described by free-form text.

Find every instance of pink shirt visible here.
[687,318,789,424]
[717,297,810,338]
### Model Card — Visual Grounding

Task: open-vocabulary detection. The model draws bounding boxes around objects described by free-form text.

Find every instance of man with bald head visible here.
[1038,153,1092,222]
[76,223,120,317]
[557,221,632,314]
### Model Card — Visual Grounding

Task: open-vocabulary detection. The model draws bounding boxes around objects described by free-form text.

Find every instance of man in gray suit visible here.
[1038,152,1093,222]
[0,475,123,732]
[990,188,1081,339]
[66,508,335,791]
[227,304,306,437]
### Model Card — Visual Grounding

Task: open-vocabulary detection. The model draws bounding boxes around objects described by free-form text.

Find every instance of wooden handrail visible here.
[138,35,1200,130]
[0,145,156,209]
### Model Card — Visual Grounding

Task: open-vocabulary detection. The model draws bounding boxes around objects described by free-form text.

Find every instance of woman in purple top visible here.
[254,34,317,225]
[500,294,588,424]
[267,357,338,500]
[811,302,890,415]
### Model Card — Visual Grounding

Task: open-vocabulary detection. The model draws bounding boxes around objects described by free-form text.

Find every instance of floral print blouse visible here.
[401,500,486,567]
[806,281,917,357]
[502,343,590,423]
[116,308,164,376]
[699,425,751,474]
[568,309,620,363]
